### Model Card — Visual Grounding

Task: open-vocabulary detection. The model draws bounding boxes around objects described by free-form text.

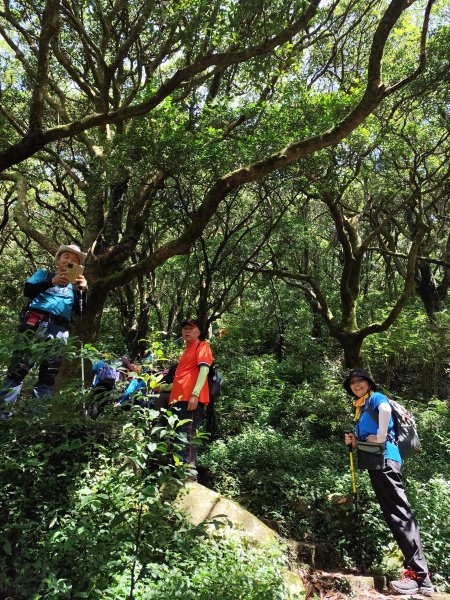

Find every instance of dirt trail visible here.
[298,569,450,599]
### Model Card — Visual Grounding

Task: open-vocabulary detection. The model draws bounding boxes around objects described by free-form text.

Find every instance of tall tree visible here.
[0,0,440,359]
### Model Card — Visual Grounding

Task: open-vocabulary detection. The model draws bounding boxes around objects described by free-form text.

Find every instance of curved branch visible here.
[29,0,61,133]
[359,222,428,337]
[0,0,322,170]
[384,0,435,97]
[0,171,58,254]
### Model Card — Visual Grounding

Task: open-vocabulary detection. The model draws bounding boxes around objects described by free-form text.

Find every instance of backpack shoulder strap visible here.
[365,396,379,426]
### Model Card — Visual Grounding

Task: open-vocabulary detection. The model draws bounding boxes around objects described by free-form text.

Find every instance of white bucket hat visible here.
[55,244,87,263]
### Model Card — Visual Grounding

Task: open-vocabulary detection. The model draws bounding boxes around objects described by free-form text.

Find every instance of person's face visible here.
[181,324,200,343]
[56,251,81,270]
[349,377,370,398]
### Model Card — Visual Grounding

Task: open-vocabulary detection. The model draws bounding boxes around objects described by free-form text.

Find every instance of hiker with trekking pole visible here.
[0,244,88,419]
[343,368,434,596]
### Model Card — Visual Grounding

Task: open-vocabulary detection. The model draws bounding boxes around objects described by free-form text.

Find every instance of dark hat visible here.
[343,368,377,396]
[181,318,201,329]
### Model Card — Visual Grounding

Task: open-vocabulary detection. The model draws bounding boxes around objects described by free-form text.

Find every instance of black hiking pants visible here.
[0,321,69,418]
[368,459,429,577]
[170,401,206,477]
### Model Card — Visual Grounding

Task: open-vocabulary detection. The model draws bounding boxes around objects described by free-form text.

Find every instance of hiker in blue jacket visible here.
[0,244,87,418]
[117,373,148,407]
[343,368,433,597]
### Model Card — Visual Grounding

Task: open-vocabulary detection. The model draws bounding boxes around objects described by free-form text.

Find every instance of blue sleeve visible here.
[27,269,50,284]
[24,269,54,299]
[119,379,146,404]
[369,391,389,412]
[368,392,397,439]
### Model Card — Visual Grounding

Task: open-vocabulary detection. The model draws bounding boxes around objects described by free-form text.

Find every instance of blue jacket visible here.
[25,269,86,322]
[118,378,147,405]
[355,391,402,463]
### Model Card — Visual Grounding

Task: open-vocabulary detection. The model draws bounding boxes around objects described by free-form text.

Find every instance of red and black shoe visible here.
[390,570,434,597]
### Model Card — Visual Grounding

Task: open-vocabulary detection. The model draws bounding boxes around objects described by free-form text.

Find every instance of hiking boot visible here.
[418,575,434,597]
[390,570,434,596]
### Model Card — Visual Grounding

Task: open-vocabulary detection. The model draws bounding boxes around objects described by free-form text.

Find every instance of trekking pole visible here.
[347,437,358,508]
[79,289,85,390]
[345,430,366,573]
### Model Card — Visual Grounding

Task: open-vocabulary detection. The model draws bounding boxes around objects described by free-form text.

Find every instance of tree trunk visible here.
[337,332,365,369]
[415,260,444,319]
[51,286,108,420]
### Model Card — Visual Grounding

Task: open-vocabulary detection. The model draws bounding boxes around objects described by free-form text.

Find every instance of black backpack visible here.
[208,363,222,403]
[367,398,420,459]
[205,364,222,439]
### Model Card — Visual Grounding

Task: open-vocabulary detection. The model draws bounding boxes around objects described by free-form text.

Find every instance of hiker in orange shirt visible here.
[169,318,213,480]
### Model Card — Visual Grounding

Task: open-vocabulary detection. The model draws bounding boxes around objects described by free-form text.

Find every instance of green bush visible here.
[363,307,450,400]
[139,537,289,600]
[202,423,390,568]
[0,403,291,599]
[203,355,450,587]
[406,477,450,588]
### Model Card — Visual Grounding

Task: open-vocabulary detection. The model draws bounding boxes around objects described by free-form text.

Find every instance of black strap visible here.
[365,399,396,444]
[366,401,379,425]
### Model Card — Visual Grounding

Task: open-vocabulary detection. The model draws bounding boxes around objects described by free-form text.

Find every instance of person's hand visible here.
[187,394,199,411]
[367,434,386,443]
[52,271,70,286]
[344,432,357,448]
[76,274,88,290]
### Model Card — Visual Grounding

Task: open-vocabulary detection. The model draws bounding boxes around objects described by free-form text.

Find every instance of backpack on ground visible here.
[367,398,420,459]
[97,364,118,391]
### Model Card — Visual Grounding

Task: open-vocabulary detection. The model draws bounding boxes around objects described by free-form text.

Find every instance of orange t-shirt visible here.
[169,340,214,405]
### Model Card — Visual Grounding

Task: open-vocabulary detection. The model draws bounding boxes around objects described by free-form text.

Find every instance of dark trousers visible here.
[369,459,429,577]
[0,321,69,417]
[171,401,206,470]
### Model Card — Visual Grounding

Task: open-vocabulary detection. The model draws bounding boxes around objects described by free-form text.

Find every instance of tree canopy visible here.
[2,0,447,356]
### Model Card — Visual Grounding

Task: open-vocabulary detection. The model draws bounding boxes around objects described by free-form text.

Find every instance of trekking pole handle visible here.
[345,430,354,451]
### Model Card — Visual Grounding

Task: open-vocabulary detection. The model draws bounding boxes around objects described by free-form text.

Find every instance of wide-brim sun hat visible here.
[55,244,87,263]
[343,368,377,396]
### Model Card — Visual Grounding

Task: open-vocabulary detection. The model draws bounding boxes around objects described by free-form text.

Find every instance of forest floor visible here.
[298,569,450,599]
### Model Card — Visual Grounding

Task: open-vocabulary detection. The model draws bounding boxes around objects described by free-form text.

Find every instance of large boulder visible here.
[176,481,278,544]
[176,482,306,598]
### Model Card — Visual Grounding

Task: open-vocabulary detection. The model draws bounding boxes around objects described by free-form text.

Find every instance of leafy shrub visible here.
[202,425,352,547]
[364,307,450,400]
[406,477,450,589]
[203,355,450,587]
[139,536,289,600]
[0,403,291,599]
